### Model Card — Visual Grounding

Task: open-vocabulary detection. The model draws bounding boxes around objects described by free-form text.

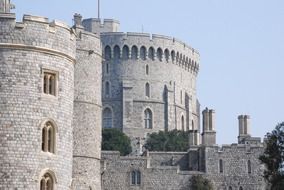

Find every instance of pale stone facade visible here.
[0,2,266,190]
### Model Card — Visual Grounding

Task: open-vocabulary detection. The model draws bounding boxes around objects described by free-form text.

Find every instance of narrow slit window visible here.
[248,160,252,174]
[105,82,110,97]
[106,63,109,74]
[145,83,150,98]
[219,159,223,173]
[181,116,185,131]
[146,65,149,75]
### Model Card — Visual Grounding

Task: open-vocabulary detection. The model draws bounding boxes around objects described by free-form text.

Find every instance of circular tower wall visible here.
[0,14,76,189]
[72,23,102,190]
[101,32,200,153]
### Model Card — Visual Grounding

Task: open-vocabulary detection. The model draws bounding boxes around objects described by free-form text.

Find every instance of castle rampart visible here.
[0,15,76,61]
[101,32,200,74]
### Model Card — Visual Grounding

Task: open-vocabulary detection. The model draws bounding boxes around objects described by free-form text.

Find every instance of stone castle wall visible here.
[204,144,266,190]
[100,32,201,145]
[101,142,266,190]
[0,14,76,189]
[101,151,194,190]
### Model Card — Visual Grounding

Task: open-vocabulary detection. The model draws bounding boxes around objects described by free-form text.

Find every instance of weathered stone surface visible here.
[0,3,266,190]
[0,14,75,190]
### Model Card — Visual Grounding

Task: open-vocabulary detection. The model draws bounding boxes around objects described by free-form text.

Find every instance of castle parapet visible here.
[82,18,120,34]
[0,14,76,62]
[101,32,200,74]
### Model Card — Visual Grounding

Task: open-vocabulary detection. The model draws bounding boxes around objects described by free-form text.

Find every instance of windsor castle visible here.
[0,1,266,190]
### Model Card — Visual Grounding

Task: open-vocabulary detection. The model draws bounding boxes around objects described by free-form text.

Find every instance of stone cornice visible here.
[0,43,76,63]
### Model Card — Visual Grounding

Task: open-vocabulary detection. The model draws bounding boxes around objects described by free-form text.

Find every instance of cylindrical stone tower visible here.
[72,16,102,190]
[0,12,76,190]
[82,17,201,154]
[99,33,200,137]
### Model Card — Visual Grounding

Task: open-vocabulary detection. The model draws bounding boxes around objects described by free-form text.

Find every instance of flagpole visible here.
[98,0,100,19]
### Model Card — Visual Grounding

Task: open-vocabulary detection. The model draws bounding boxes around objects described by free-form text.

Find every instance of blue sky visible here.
[13,0,284,144]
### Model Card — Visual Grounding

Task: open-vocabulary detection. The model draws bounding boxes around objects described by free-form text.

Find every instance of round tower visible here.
[72,14,102,190]
[95,28,200,153]
[0,10,76,190]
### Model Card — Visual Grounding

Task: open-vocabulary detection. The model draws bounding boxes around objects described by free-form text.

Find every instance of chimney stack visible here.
[201,107,216,145]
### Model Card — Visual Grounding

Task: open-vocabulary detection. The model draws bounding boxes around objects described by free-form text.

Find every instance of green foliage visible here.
[259,122,284,190]
[190,175,213,190]
[102,128,132,156]
[144,130,189,152]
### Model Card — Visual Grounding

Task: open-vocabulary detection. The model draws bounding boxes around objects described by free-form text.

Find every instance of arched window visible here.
[239,187,243,190]
[122,45,129,59]
[145,83,150,98]
[176,52,179,63]
[157,48,163,61]
[131,46,138,59]
[113,45,120,59]
[42,121,55,153]
[181,116,185,131]
[103,108,112,128]
[219,159,223,173]
[248,160,252,174]
[144,108,153,129]
[164,49,170,62]
[229,187,232,190]
[131,170,141,185]
[40,172,54,190]
[43,72,57,96]
[171,50,175,62]
[104,46,111,60]
[105,81,110,97]
[148,47,154,60]
[145,65,149,75]
[140,46,146,60]
[188,58,192,69]
[180,54,183,65]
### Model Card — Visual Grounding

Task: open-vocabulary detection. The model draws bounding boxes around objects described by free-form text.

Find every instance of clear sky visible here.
[12,0,284,144]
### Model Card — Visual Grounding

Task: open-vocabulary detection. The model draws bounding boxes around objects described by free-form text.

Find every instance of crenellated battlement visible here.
[0,14,76,62]
[82,18,120,34]
[101,32,200,74]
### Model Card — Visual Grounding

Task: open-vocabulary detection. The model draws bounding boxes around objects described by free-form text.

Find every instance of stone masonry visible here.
[0,1,266,190]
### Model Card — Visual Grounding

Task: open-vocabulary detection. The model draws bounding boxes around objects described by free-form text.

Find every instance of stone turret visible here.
[82,18,120,34]
[72,14,102,190]
[201,108,216,145]
[0,10,76,189]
